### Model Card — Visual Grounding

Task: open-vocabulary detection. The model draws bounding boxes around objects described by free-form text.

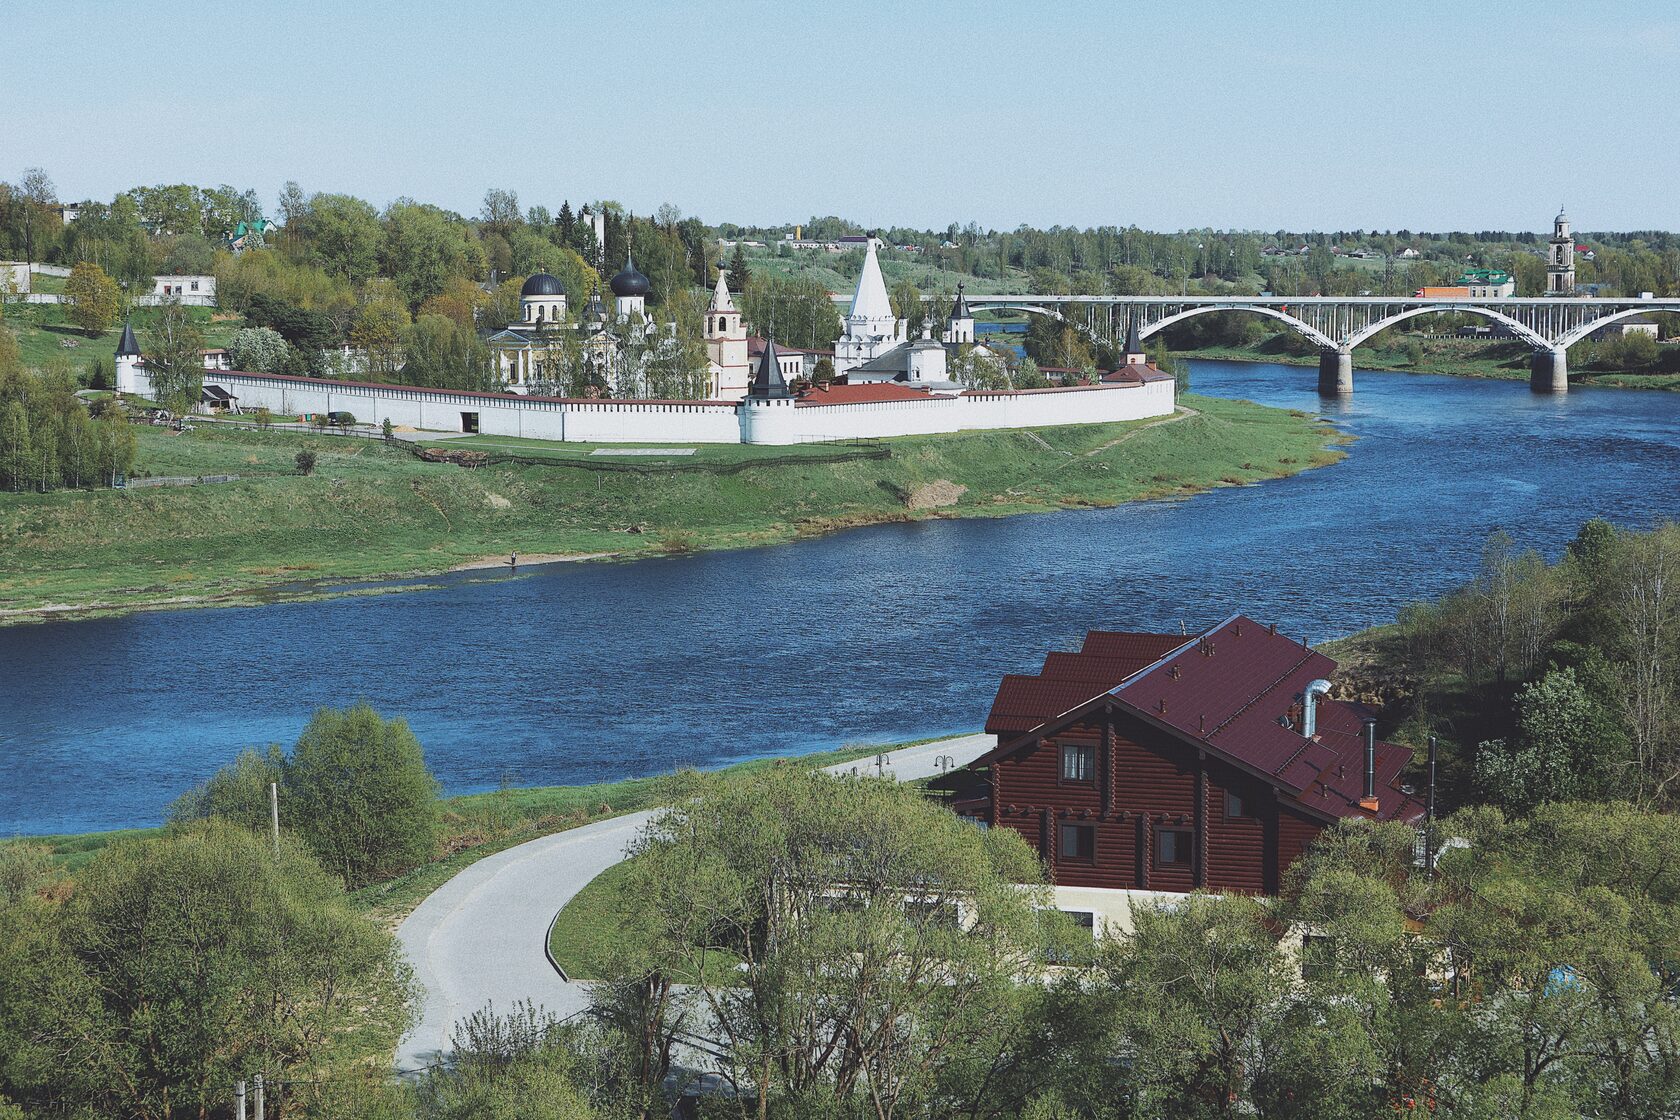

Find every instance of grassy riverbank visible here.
[1182,335,1680,391]
[0,392,1344,622]
[6,737,929,924]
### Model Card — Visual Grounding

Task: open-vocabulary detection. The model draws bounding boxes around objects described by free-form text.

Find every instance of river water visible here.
[4,360,1679,834]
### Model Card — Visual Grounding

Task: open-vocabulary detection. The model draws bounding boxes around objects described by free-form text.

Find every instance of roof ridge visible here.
[1205,648,1316,743]
[1109,613,1240,696]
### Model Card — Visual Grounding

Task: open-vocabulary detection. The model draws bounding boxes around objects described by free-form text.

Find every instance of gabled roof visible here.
[975,614,1423,823]
[847,238,894,323]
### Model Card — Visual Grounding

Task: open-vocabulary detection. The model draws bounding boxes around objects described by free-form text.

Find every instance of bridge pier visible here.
[1318,347,1353,396]
[1530,347,1568,393]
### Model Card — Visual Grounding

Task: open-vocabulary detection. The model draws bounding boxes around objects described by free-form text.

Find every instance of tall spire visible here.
[949,281,971,322]
[847,236,893,323]
[709,267,737,313]
[117,320,140,357]
[750,339,791,399]
[1124,315,1142,356]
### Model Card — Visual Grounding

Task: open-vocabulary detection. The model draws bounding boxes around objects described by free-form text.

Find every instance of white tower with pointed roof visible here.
[833,236,905,374]
[115,320,143,396]
[704,268,750,400]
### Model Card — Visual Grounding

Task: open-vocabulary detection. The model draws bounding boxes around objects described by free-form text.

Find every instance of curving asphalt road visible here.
[395,733,992,1069]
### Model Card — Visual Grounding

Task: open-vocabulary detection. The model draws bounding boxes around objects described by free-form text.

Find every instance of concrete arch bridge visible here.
[960,294,1680,395]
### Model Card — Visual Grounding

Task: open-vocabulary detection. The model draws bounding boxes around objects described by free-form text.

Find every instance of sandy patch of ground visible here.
[448,552,616,572]
[905,480,968,509]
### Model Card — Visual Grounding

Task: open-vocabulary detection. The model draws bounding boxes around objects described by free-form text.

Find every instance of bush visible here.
[285,704,440,888]
[168,745,283,833]
[174,707,443,889]
[0,821,410,1120]
[295,448,317,475]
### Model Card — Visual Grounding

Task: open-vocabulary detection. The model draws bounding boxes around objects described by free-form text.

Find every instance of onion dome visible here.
[521,272,566,297]
[609,253,651,298]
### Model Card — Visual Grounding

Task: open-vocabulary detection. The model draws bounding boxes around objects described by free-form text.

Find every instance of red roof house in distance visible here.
[961,613,1422,902]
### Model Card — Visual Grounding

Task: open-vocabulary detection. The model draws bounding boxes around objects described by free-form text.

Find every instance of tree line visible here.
[0,325,136,491]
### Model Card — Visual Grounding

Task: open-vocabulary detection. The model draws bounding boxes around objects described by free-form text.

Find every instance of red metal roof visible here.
[1079,630,1187,664]
[985,675,1119,736]
[977,613,1424,824]
[795,383,934,406]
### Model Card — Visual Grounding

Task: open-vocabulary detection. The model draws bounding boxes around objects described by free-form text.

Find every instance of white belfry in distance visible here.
[833,236,906,374]
[1547,207,1576,295]
[942,282,974,345]
[704,268,751,400]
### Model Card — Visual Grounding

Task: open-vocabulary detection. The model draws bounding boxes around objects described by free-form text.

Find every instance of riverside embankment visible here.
[4,359,1679,834]
[0,392,1332,623]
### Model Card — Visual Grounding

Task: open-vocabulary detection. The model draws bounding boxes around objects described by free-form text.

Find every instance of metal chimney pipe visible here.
[1361,718,1378,810]
[1301,679,1332,738]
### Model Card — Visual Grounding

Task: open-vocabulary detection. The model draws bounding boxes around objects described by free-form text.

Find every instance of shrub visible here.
[295,448,317,475]
[168,745,284,833]
[284,704,440,888]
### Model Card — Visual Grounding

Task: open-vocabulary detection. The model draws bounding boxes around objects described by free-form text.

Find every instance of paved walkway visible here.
[395,733,992,1069]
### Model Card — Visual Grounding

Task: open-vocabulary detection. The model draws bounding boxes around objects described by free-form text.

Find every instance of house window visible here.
[1224,790,1252,820]
[1063,910,1096,935]
[190,281,199,291]
[1059,822,1096,864]
[1155,828,1192,869]
[1060,742,1096,783]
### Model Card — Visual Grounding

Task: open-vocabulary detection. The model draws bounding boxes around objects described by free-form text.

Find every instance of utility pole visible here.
[253,1074,265,1120]
[1425,735,1438,878]
[268,782,280,854]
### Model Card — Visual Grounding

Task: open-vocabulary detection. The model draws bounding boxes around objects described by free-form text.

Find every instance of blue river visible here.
[4,360,1679,833]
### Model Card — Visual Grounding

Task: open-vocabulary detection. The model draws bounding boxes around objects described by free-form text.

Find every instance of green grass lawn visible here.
[742,246,1035,296]
[6,301,242,373]
[547,856,748,981]
[421,433,885,464]
[28,270,68,295]
[0,394,1340,620]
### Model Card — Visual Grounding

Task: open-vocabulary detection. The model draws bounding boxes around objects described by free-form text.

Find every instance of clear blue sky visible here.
[5,0,1676,233]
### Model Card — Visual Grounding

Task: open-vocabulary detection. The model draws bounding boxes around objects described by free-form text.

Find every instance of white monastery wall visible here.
[124,371,1173,446]
[743,381,1174,446]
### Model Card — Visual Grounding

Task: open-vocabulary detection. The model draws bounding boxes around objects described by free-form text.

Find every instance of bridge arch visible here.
[1554,306,1680,350]
[1343,304,1549,350]
[1136,303,1336,351]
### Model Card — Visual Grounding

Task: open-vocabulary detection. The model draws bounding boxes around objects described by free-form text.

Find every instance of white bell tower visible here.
[1547,207,1576,295]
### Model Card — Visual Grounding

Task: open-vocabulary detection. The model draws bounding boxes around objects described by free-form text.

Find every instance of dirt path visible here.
[1070,403,1201,462]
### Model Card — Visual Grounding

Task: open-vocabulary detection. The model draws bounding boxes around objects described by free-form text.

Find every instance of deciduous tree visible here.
[142,300,206,415]
[64,261,120,335]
